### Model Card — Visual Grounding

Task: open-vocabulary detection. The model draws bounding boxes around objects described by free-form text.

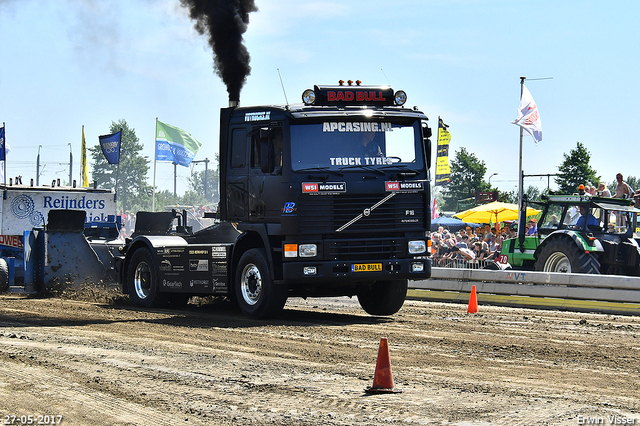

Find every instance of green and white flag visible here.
[155,120,202,167]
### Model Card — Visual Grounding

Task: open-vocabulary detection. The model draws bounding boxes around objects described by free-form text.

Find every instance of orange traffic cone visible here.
[467,285,478,314]
[365,338,402,394]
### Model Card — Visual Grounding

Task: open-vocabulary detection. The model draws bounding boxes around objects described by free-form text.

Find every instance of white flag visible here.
[512,85,542,143]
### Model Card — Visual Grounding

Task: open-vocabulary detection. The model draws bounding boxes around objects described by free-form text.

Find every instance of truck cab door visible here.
[226,127,249,222]
[247,126,283,222]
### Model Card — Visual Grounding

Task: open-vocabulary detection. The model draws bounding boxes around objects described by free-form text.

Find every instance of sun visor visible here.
[593,201,640,213]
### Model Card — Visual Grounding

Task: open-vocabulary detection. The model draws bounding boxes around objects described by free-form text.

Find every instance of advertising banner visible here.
[435,118,451,186]
[0,188,116,236]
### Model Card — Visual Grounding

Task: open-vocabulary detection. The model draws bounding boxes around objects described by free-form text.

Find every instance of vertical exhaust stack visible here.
[229,100,239,108]
[179,0,258,103]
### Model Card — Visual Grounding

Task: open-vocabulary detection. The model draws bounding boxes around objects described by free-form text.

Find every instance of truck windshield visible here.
[290,120,423,171]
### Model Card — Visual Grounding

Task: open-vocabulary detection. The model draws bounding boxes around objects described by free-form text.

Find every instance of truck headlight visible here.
[299,244,317,258]
[408,240,426,254]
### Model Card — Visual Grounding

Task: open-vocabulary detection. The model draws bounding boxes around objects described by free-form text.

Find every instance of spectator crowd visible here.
[431,223,516,268]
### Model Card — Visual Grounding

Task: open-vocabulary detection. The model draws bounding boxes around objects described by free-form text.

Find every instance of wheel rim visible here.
[544,252,571,273]
[134,261,152,299]
[240,263,262,306]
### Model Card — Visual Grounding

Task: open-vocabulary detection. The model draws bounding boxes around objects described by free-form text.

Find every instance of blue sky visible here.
[1,0,639,197]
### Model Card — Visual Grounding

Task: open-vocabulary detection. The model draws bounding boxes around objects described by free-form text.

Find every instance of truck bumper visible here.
[281,257,431,284]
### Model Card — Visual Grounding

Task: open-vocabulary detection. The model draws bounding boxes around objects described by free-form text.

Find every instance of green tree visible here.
[187,156,219,204]
[90,119,152,212]
[555,142,600,194]
[442,147,490,211]
[498,186,543,204]
[153,190,182,211]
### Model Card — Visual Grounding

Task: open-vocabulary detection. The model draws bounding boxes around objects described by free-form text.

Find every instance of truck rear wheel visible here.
[235,249,287,319]
[127,247,167,308]
[535,238,600,274]
[357,279,408,316]
[0,258,8,293]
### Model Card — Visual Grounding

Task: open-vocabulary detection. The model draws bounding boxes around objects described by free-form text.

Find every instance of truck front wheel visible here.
[535,239,600,274]
[235,249,287,319]
[127,247,166,308]
[357,279,408,316]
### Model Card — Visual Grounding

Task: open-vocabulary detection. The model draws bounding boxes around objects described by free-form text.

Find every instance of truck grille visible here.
[297,192,426,234]
[326,237,403,261]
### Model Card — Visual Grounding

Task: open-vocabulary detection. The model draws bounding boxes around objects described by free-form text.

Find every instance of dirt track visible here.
[0,287,639,425]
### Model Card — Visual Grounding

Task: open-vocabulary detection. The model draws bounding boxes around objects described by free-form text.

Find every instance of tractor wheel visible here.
[535,238,600,274]
[127,247,167,308]
[357,279,408,316]
[235,249,287,319]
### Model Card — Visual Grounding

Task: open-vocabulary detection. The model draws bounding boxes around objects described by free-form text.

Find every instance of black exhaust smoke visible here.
[179,0,258,103]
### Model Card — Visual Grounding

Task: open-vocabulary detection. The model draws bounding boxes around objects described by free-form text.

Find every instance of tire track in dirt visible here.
[0,361,202,426]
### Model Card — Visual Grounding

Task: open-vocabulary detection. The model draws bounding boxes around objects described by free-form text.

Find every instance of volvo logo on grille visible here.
[336,192,396,233]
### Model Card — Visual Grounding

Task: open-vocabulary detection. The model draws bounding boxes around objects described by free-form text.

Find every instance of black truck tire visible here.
[357,279,408,316]
[0,258,8,293]
[535,238,600,274]
[127,247,167,308]
[235,249,287,319]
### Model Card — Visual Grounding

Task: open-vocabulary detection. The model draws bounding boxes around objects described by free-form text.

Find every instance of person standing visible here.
[614,173,632,198]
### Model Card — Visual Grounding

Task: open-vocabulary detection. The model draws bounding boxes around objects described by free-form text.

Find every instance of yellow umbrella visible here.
[453,201,540,224]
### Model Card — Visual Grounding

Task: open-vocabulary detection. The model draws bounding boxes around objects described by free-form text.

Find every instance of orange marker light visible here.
[284,244,298,258]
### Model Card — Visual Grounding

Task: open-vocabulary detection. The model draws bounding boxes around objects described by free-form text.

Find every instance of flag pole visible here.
[517,76,525,211]
[115,128,122,203]
[152,117,158,211]
[517,76,527,250]
[2,122,6,201]
[2,122,5,188]
[81,125,84,186]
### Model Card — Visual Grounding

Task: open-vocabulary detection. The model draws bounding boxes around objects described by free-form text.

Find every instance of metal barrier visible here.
[433,258,495,270]
[408,267,640,315]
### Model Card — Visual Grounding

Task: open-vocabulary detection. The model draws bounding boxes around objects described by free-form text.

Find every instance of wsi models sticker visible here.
[302,182,346,194]
[385,181,424,192]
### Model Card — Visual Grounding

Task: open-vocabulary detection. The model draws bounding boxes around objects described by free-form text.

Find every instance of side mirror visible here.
[422,122,432,168]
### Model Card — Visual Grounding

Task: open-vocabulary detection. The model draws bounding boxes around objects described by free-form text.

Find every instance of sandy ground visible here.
[0,286,639,425]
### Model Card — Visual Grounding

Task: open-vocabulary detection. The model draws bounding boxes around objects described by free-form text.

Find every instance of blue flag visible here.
[0,126,5,162]
[99,130,122,165]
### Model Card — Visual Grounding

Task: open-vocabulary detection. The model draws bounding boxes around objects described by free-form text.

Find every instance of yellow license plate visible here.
[351,263,383,272]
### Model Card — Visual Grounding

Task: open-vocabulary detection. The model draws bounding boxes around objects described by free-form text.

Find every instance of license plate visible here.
[351,263,383,272]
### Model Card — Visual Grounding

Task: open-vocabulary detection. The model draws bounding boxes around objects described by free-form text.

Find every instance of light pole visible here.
[192,158,210,201]
[36,145,42,186]
[489,172,498,187]
[68,143,73,186]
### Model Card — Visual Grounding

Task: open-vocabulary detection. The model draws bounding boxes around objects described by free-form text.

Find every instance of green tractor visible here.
[498,194,640,275]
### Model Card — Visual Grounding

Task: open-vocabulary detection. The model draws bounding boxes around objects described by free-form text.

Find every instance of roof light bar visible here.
[300,83,405,107]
